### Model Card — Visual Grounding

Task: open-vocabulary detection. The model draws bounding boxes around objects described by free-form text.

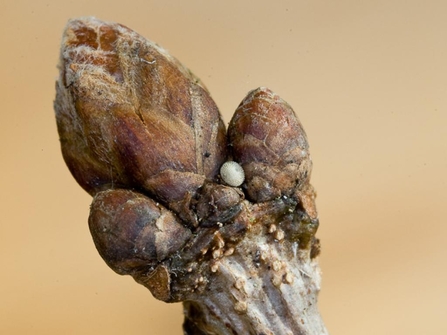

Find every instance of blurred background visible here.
[1,1,446,334]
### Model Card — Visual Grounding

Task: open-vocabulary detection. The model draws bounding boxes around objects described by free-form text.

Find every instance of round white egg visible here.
[220,161,245,187]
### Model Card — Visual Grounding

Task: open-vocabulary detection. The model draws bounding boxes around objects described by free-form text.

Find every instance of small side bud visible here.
[195,182,244,227]
[88,189,192,275]
[228,87,312,203]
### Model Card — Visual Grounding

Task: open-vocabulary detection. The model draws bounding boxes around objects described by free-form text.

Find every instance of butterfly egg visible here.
[220,161,245,187]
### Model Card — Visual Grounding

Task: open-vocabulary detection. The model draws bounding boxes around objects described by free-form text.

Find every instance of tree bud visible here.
[228,87,312,203]
[54,18,227,222]
[88,189,192,275]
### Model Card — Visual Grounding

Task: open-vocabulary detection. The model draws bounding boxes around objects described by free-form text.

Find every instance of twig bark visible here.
[54,17,328,335]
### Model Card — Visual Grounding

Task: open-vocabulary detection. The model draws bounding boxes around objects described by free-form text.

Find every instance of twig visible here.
[54,17,328,335]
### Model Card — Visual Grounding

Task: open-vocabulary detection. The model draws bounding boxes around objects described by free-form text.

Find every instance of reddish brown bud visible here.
[195,182,244,227]
[228,87,312,203]
[88,189,192,275]
[54,17,227,219]
[55,18,326,334]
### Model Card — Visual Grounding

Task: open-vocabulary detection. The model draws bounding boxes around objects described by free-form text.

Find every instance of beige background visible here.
[1,1,446,334]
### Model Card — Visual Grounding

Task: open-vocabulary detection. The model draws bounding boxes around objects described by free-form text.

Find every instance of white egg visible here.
[220,161,245,187]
